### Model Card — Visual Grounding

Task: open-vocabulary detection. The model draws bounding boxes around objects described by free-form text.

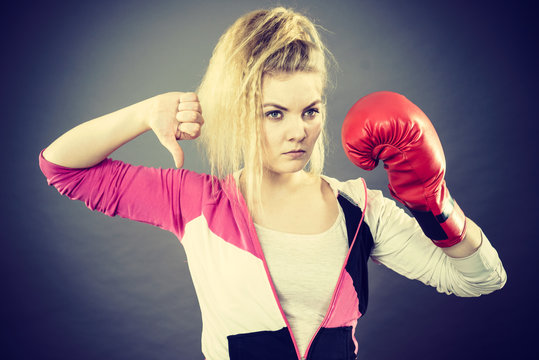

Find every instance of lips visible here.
[283,149,306,159]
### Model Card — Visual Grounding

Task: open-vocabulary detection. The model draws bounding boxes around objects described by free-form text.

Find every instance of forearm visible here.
[442,217,482,258]
[43,97,152,168]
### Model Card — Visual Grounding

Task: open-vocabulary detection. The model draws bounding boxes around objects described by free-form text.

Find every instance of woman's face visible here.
[260,71,323,176]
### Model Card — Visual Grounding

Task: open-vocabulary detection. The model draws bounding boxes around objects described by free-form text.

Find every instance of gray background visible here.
[3,0,537,359]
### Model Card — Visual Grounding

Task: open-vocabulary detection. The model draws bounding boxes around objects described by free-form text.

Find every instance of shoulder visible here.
[321,174,364,198]
[321,174,385,206]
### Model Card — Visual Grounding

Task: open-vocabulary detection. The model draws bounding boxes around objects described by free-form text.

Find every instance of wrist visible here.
[132,96,155,132]
[442,218,481,258]
[406,185,467,248]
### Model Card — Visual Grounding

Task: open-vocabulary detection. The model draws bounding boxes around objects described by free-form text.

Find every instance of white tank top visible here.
[254,205,348,358]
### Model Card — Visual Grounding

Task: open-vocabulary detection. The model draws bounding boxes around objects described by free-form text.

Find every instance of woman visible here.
[39,7,506,360]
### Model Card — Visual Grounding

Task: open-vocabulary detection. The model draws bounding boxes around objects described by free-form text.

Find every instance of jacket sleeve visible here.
[38,149,214,239]
[366,188,507,297]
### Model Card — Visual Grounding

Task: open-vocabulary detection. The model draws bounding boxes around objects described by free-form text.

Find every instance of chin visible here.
[265,160,310,175]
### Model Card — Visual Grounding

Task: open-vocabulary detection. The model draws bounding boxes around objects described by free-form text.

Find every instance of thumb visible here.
[159,134,185,168]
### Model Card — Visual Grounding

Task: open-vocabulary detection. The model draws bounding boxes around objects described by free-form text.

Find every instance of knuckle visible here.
[178,111,199,122]
[181,122,201,138]
[177,111,190,122]
[179,122,193,132]
[180,92,197,102]
[178,102,201,112]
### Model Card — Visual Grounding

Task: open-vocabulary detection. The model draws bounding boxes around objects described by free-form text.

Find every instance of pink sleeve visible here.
[38,149,215,239]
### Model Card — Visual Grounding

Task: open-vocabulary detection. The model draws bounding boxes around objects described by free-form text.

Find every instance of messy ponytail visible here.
[197,7,333,212]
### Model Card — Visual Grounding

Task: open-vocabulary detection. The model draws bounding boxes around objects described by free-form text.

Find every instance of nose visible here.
[286,115,307,142]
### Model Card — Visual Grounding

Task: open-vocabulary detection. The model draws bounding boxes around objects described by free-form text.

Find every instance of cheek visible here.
[308,120,323,141]
[261,122,276,153]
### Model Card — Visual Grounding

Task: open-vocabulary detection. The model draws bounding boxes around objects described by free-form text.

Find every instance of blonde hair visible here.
[197,7,333,212]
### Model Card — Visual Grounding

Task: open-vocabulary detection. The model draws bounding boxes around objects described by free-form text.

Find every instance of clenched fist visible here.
[148,92,204,168]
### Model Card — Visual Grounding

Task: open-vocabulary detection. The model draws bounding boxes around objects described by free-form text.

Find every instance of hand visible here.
[148,92,204,168]
[341,91,466,247]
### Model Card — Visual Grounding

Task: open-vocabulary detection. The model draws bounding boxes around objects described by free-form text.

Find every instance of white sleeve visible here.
[366,188,507,297]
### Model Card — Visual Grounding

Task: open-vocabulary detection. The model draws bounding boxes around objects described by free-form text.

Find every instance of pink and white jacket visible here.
[39,151,506,360]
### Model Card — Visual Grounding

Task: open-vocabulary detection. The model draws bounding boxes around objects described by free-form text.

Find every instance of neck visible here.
[261,169,317,195]
[237,169,320,212]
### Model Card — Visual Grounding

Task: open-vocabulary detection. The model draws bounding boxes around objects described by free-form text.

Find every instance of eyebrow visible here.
[262,100,321,111]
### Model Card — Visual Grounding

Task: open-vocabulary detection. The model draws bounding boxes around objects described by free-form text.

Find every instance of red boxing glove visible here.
[341,91,466,247]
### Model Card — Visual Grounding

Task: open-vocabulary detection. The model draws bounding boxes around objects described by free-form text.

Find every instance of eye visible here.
[265,110,283,120]
[303,108,320,119]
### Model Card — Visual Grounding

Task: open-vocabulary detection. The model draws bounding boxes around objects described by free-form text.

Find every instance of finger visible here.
[176,110,204,125]
[179,92,199,103]
[178,100,202,113]
[158,133,185,168]
[178,122,201,140]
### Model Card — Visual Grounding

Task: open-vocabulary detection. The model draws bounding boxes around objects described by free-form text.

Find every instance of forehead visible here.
[261,72,323,104]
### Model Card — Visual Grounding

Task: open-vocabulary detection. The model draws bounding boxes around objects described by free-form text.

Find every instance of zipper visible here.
[230,174,302,359]
[230,175,367,360]
[253,229,303,359]
[303,179,368,359]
